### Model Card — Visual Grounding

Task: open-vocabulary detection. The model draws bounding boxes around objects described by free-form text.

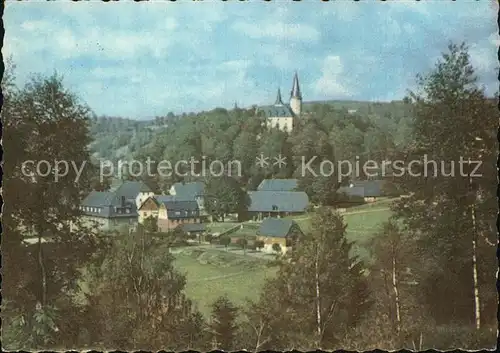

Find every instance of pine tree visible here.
[209,295,239,351]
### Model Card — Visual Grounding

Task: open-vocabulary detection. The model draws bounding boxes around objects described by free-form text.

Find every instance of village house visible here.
[256,218,303,254]
[78,180,151,232]
[157,199,201,233]
[169,181,206,215]
[257,178,298,192]
[137,195,176,224]
[136,190,155,209]
[337,179,385,203]
[178,223,207,238]
[247,190,309,221]
[138,181,208,225]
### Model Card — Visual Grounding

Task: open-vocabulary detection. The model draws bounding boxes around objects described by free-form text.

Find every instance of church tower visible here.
[289,72,302,116]
[275,88,284,105]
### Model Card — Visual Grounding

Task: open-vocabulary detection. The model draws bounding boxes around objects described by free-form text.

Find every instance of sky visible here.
[4,0,499,119]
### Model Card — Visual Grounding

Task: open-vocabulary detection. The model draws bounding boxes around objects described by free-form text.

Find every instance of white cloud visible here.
[321,2,361,21]
[232,21,320,42]
[20,20,52,31]
[313,55,350,98]
[217,60,252,72]
[469,44,497,75]
[386,1,431,16]
[488,32,500,46]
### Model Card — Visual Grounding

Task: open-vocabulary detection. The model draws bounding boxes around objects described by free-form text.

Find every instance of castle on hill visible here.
[256,72,302,132]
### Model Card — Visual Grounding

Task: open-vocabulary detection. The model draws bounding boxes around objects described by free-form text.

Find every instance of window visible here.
[175,211,181,216]
[272,205,278,211]
[125,209,130,214]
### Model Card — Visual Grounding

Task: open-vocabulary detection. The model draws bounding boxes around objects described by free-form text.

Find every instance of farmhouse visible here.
[157,199,201,233]
[79,180,151,232]
[337,179,385,203]
[257,178,298,192]
[247,191,309,221]
[256,218,303,254]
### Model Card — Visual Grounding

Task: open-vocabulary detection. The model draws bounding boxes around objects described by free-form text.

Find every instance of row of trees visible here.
[2,42,497,350]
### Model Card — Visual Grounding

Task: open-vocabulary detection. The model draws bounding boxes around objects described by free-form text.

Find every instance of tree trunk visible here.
[469,177,481,330]
[392,256,401,334]
[314,246,322,346]
[38,235,47,307]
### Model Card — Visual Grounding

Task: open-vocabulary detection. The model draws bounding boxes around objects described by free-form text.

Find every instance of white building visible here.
[256,72,303,132]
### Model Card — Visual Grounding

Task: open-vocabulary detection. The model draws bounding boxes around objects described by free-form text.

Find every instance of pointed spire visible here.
[275,88,283,105]
[291,71,302,99]
[234,101,238,109]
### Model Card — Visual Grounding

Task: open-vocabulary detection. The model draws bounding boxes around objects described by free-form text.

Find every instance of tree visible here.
[349,219,428,350]
[237,238,248,254]
[369,220,406,334]
[204,175,249,222]
[92,172,112,192]
[253,208,371,349]
[143,216,158,233]
[271,243,281,254]
[205,233,214,246]
[209,295,239,351]
[292,120,340,205]
[219,235,231,251]
[391,42,497,330]
[2,73,101,349]
[82,229,207,350]
[254,240,265,251]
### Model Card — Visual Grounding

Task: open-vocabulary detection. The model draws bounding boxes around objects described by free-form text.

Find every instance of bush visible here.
[420,325,496,350]
[254,240,265,250]
[219,235,231,249]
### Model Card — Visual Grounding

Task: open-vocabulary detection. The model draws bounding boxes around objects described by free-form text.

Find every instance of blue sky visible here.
[5,1,498,119]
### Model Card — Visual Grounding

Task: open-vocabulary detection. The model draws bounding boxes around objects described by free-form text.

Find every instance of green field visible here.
[174,202,393,316]
[173,247,277,317]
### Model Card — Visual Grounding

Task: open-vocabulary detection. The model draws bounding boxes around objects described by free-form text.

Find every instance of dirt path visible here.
[291,207,390,222]
[343,207,390,216]
[189,270,253,283]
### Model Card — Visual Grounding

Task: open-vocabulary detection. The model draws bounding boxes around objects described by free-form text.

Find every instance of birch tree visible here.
[253,207,371,349]
[2,73,101,349]
[391,42,497,329]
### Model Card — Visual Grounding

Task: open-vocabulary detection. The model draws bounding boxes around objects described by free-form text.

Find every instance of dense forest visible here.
[2,43,498,350]
[89,96,413,205]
